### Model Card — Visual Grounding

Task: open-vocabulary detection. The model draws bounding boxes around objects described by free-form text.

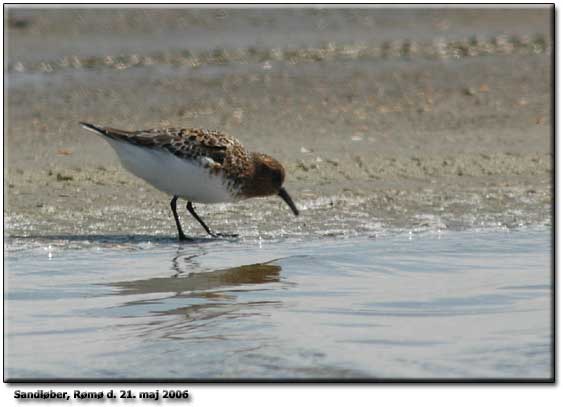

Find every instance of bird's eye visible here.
[272,172,282,185]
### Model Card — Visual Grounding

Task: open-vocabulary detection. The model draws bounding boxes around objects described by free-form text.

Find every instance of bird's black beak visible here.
[278,187,299,216]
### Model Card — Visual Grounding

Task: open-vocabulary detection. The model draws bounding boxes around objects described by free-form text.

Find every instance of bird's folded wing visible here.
[103,127,242,165]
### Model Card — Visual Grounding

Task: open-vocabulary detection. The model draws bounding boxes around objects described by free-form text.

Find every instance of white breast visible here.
[105,138,237,203]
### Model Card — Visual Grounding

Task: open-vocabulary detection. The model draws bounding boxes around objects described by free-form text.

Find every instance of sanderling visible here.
[80,122,299,240]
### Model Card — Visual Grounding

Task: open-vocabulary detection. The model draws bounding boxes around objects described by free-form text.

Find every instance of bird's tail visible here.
[79,122,110,137]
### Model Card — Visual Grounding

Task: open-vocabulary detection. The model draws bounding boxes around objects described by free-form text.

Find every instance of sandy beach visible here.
[5,7,553,239]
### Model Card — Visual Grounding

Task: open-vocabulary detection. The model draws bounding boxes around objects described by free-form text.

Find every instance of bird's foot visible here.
[178,233,194,242]
[210,232,239,239]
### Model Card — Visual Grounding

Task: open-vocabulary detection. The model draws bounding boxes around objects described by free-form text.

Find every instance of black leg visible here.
[186,201,238,238]
[170,196,190,241]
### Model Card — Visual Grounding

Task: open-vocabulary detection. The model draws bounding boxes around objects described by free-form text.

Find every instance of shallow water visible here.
[4,227,552,380]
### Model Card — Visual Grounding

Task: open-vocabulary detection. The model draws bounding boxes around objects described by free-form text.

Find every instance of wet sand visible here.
[4,8,553,239]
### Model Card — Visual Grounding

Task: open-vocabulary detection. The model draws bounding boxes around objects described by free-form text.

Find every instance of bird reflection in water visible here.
[105,247,285,340]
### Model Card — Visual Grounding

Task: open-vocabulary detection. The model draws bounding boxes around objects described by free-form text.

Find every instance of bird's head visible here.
[244,153,299,216]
